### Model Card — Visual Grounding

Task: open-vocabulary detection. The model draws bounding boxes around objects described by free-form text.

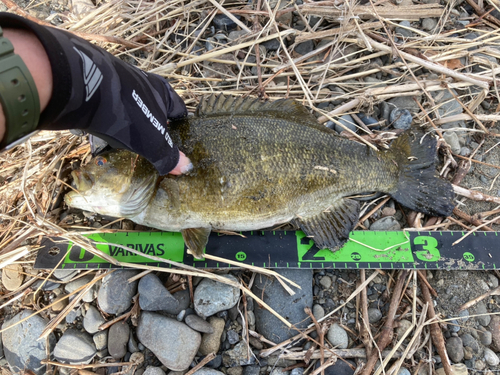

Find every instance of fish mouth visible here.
[71,170,93,193]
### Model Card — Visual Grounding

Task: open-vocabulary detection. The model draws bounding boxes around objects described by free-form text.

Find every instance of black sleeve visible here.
[0,13,187,175]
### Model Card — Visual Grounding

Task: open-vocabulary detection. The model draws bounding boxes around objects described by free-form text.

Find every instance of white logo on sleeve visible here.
[73,47,103,101]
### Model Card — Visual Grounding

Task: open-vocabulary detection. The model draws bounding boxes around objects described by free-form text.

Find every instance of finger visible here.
[169,151,193,175]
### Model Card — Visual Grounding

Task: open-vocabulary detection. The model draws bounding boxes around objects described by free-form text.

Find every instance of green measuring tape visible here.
[34,230,498,270]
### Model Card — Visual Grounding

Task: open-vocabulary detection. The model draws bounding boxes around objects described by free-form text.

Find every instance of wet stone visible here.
[54,328,96,365]
[2,310,56,375]
[98,270,139,315]
[184,314,213,334]
[108,322,130,359]
[138,273,179,312]
[194,275,240,318]
[253,269,313,343]
[327,323,348,349]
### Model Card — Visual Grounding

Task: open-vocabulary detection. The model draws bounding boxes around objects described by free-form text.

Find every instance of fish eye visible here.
[95,157,107,166]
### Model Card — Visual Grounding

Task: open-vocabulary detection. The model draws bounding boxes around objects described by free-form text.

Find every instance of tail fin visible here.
[389,131,455,217]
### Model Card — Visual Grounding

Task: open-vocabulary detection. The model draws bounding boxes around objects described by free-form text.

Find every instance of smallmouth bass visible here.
[65,95,455,258]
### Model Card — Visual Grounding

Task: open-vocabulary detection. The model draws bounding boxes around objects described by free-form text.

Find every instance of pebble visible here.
[98,270,139,315]
[327,323,348,349]
[479,329,493,346]
[313,304,325,320]
[66,307,82,324]
[388,96,421,112]
[83,305,106,334]
[243,365,260,375]
[397,369,411,375]
[370,216,401,231]
[446,336,464,363]
[168,289,191,315]
[227,329,240,344]
[2,310,56,375]
[334,114,357,133]
[2,263,24,291]
[54,328,96,364]
[128,332,140,353]
[368,308,382,323]
[320,359,355,375]
[461,333,481,355]
[435,364,468,375]
[32,279,60,291]
[200,316,225,355]
[484,348,500,366]
[193,369,225,375]
[395,20,413,38]
[474,302,491,326]
[65,275,98,303]
[228,30,248,45]
[93,330,108,351]
[443,132,461,154]
[319,276,332,289]
[194,274,240,318]
[53,269,79,282]
[137,311,201,371]
[143,367,166,375]
[379,101,393,122]
[433,89,462,117]
[294,40,314,56]
[390,108,412,130]
[138,273,179,312]
[421,18,438,30]
[222,341,256,367]
[396,319,412,340]
[51,291,69,313]
[212,14,241,31]
[185,314,214,333]
[291,369,304,375]
[253,269,313,343]
[488,315,500,351]
[108,322,130,359]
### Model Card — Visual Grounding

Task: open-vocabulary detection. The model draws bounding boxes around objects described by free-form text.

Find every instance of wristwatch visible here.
[0,26,40,151]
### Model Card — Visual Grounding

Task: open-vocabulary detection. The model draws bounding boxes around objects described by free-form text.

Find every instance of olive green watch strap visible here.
[0,26,40,151]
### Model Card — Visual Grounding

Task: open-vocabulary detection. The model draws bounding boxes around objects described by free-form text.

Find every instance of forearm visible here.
[0,27,53,141]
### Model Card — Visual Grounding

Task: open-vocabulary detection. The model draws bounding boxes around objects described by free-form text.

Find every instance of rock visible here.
[222,341,255,367]
[397,369,411,375]
[194,275,240,318]
[488,315,500,351]
[461,333,481,356]
[319,276,332,289]
[199,316,225,355]
[318,359,355,375]
[83,305,106,334]
[168,289,191,315]
[473,302,491,326]
[66,307,82,324]
[291,369,304,375]
[2,310,56,375]
[137,311,201,371]
[52,291,69,313]
[446,336,464,363]
[421,18,438,31]
[368,308,382,323]
[227,330,240,344]
[334,114,357,133]
[185,314,214,333]
[213,14,241,32]
[54,329,96,364]
[370,216,401,231]
[108,322,130,359]
[143,367,166,375]
[54,269,79,282]
[270,369,289,375]
[433,89,462,117]
[313,304,325,320]
[484,348,500,366]
[32,279,60,291]
[228,367,243,375]
[243,366,260,375]
[253,269,313,343]
[93,330,108,351]
[379,101,393,122]
[228,30,249,45]
[435,364,468,375]
[294,40,314,56]
[193,369,225,375]
[128,332,140,353]
[138,274,179,312]
[395,20,413,38]
[262,38,281,51]
[390,108,412,130]
[396,319,412,340]
[327,323,348,349]
[65,275,98,302]
[388,96,421,113]
[98,270,139,315]
[479,329,493,346]
[2,263,24,291]
[443,132,461,154]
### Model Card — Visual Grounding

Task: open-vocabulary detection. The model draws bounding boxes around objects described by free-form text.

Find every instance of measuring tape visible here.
[34,230,499,270]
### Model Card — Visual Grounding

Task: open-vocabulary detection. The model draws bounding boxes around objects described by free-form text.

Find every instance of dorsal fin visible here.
[196,94,320,125]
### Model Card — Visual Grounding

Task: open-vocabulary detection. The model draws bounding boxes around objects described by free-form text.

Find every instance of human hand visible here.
[168,151,192,175]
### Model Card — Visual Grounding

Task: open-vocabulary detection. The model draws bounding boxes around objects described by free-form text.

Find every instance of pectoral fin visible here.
[182,227,211,259]
[293,198,360,251]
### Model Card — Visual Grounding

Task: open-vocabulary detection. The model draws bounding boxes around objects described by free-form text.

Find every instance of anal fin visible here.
[293,199,360,251]
[182,227,211,259]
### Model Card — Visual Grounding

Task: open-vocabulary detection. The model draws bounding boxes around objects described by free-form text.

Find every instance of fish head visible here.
[65,150,159,218]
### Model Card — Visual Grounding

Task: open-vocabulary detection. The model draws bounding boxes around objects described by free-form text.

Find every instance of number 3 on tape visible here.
[413,236,441,262]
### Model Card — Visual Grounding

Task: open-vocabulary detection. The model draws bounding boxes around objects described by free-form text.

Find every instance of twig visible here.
[459,285,500,311]
[184,353,217,375]
[453,184,500,204]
